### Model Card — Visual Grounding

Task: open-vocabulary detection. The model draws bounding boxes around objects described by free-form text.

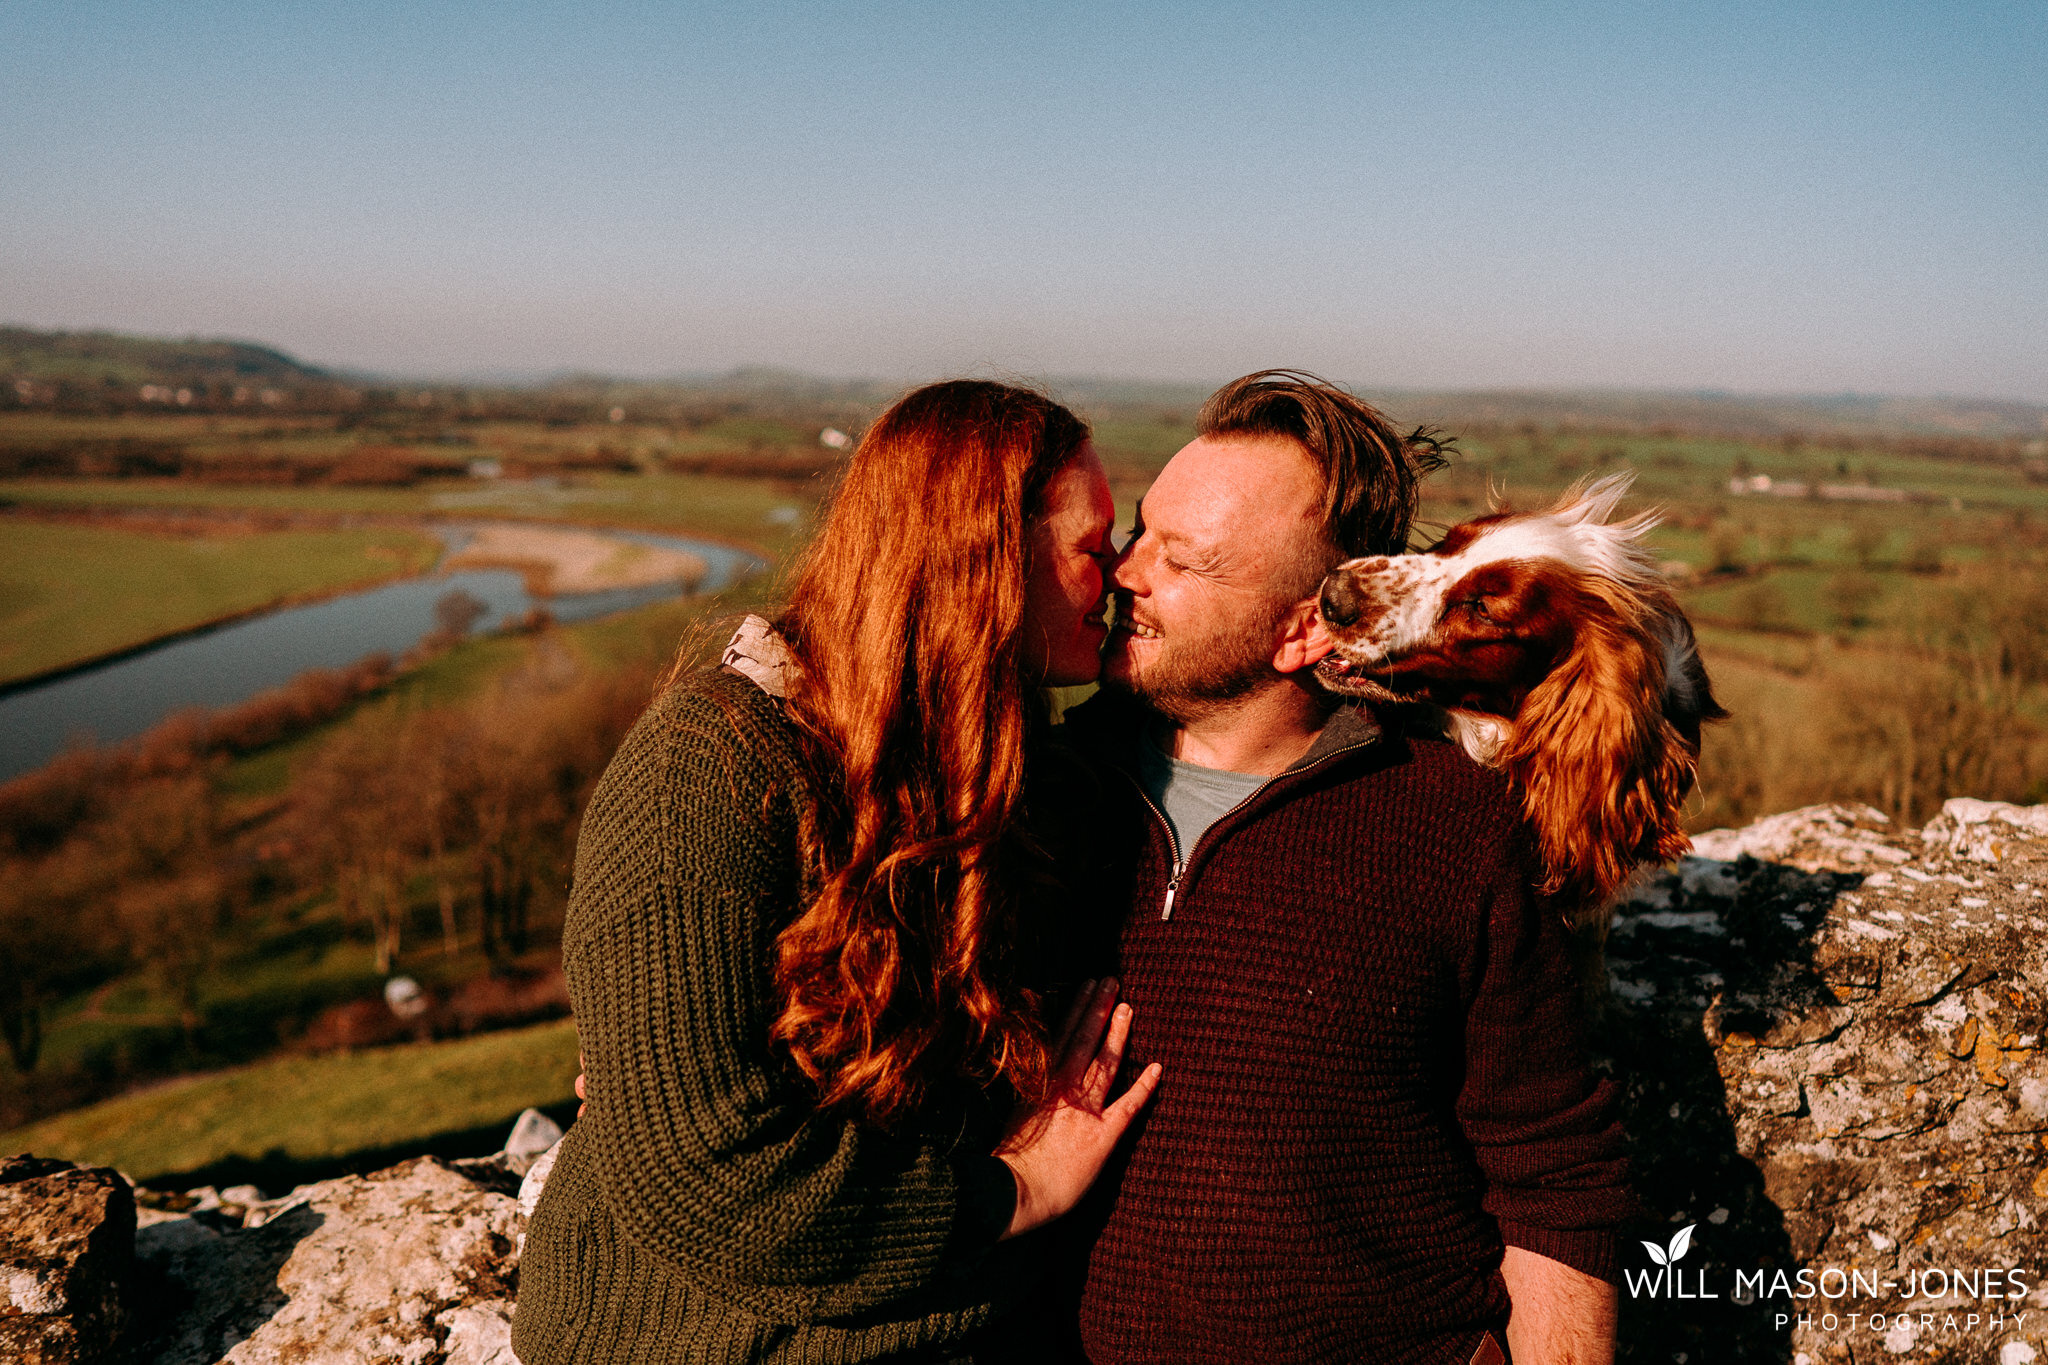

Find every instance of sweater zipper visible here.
[1124,744,1367,921]
[1127,783,1185,919]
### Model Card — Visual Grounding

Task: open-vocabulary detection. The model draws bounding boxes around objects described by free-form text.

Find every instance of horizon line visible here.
[8,321,2048,414]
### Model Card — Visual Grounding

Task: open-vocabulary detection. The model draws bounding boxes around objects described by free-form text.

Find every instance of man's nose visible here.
[1320,571,1366,628]
[1110,542,1142,591]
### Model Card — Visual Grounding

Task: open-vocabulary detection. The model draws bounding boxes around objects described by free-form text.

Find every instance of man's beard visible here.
[1107,598,1294,724]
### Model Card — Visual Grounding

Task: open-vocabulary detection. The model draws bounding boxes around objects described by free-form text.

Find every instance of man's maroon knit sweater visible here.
[1056,692,1634,1365]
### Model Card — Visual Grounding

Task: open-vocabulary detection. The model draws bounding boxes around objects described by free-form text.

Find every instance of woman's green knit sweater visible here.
[512,667,1023,1364]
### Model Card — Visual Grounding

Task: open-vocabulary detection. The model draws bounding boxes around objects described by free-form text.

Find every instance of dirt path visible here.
[441,524,707,594]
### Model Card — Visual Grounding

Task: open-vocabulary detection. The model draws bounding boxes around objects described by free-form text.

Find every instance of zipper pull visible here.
[1161,868,1182,920]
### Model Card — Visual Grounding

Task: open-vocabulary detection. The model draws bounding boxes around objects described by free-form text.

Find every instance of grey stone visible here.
[516,1139,561,1221]
[1602,802,2048,1365]
[440,1301,519,1365]
[138,1156,521,1365]
[134,1213,220,1260]
[0,1154,134,1365]
[502,1107,563,1177]
[1921,797,2048,862]
[443,1152,522,1198]
[1687,801,1913,869]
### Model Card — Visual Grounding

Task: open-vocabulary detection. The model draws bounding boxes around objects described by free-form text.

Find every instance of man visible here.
[1058,371,1633,1364]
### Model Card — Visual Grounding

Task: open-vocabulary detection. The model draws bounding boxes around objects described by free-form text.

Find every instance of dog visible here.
[1314,472,1726,930]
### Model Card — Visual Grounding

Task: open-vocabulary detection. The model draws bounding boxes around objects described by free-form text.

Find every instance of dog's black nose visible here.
[1320,572,1365,628]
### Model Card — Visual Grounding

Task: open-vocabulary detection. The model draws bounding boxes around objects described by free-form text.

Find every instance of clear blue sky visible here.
[3,1,2043,399]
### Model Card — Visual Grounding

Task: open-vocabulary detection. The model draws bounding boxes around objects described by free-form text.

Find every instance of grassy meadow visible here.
[0,519,441,685]
[5,376,2048,1187]
[0,468,815,552]
[1,1017,577,1186]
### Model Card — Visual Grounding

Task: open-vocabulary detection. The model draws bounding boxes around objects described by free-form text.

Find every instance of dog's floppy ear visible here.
[1657,607,1730,749]
[1499,605,1699,928]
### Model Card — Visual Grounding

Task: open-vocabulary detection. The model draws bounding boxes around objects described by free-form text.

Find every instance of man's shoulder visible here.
[1336,710,1523,839]
[1383,717,1514,797]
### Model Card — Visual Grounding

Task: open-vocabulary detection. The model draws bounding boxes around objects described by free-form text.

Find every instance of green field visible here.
[0,1017,578,1186]
[0,519,441,684]
[0,468,814,549]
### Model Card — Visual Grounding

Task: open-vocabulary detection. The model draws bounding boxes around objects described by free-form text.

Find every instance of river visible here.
[0,526,763,780]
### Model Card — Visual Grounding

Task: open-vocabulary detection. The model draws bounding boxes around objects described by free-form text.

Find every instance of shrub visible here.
[1821,570,1883,629]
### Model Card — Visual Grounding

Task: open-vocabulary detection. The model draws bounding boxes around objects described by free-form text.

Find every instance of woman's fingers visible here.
[1052,978,1099,1056]
[1102,1061,1164,1130]
[1056,978,1122,1086]
[1079,1002,1134,1108]
[997,1055,1166,1239]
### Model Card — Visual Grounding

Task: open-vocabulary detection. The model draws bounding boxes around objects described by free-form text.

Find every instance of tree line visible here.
[1695,558,2048,829]
[0,635,654,1097]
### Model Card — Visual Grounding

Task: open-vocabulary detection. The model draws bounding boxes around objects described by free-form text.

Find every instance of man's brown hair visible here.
[1198,370,1451,572]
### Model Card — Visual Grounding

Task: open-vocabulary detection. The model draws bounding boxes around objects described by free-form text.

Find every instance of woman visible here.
[513,380,1160,1364]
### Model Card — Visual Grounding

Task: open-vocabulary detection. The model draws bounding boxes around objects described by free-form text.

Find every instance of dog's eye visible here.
[1461,597,1493,621]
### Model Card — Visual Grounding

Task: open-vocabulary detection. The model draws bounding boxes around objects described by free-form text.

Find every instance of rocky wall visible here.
[0,1112,559,1365]
[1602,800,2048,1365]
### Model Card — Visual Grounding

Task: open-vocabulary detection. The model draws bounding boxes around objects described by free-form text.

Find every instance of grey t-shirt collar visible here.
[1135,726,1269,856]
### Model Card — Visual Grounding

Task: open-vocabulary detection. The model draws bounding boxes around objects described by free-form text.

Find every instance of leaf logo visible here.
[1640,1224,1696,1266]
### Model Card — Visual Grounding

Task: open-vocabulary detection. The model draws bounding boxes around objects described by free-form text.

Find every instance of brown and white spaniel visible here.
[1315,473,1726,926]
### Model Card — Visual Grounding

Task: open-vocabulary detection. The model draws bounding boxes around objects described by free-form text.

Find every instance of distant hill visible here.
[1,326,326,389]
[5,323,2043,442]
[1042,377,2048,443]
[528,371,2048,445]
[568,371,2048,443]
[1353,386,2048,443]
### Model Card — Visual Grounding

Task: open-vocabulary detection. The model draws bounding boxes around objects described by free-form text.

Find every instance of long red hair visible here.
[771,380,1090,1128]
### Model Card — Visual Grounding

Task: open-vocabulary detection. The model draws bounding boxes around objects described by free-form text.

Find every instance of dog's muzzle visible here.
[1319,570,1368,629]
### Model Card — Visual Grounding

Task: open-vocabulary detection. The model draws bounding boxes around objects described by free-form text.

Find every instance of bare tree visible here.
[433,588,489,642]
[91,776,235,1049]
[293,723,415,974]
[0,846,102,1072]
[403,710,472,958]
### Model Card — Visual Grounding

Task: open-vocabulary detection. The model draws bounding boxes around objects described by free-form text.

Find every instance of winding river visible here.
[0,526,763,781]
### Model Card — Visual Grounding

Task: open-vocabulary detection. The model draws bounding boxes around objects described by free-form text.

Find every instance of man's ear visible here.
[1272,600,1336,675]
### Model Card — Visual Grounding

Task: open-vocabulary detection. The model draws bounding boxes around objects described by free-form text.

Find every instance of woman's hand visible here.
[995,977,1163,1240]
